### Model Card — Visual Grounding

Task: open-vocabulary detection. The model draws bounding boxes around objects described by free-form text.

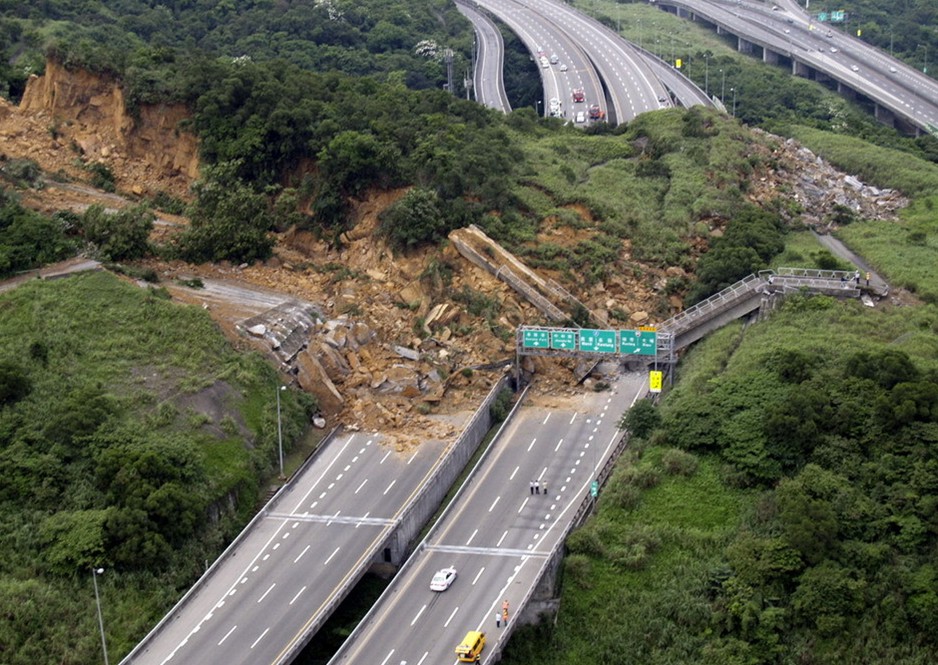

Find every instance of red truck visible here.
[588,104,605,121]
[572,88,585,103]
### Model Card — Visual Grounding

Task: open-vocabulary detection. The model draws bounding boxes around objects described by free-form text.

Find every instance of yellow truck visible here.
[455,630,486,662]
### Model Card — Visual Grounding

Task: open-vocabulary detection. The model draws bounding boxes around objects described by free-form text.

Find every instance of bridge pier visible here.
[792,60,810,78]
[875,103,896,128]
[737,37,754,54]
[763,48,780,65]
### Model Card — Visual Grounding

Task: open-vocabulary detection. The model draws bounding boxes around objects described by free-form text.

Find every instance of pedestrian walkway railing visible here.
[658,273,763,337]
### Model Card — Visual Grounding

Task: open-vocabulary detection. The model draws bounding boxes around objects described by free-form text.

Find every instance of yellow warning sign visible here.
[649,371,663,393]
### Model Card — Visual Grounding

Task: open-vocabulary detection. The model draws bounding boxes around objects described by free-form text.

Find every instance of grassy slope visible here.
[0,272,311,662]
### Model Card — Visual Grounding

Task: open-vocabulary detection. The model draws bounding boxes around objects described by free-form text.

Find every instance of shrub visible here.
[660,448,699,476]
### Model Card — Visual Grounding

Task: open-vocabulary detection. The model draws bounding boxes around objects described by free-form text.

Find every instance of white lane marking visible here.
[257,583,276,603]
[252,565,259,572]
[356,511,370,529]
[509,465,519,480]
[250,627,269,649]
[272,542,280,550]
[408,451,418,465]
[569,413,577,425]
[288,435,353,513]
[473,567,486,585]
[554,438,564,452]
[335,474,343,481]
[411,603,427,626]
[444,606,459,628]
[352,455,359,462]
[379,649,395,665]
[380,450,392,464]
[292,522,299,529]
[324,546,340,565]
[383,479,397,495]
[326,510,340,526]
[294,545,310,563]
[542,412,551,424]
[489,496,500,513]
[519,497,529,513]
[527,437,537,452]
[344,464,351,471]
[417,652,429,665]
[281,532,290,540]
[497,530,508,547]
[328,483,335,489]
[355,479,368,494]
[466,528,479,546]
[218,625,236,646]
[289,586,307,605]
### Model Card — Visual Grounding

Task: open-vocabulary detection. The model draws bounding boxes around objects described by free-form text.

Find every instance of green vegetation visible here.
[0,187,78,277]
[0,272,313,663]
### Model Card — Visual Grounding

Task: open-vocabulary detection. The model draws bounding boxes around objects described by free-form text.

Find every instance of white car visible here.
[430,566,457,591]
[851,65,859,72]
[575,111,586,123]
[560,63,568,72]
[830,47,838,53]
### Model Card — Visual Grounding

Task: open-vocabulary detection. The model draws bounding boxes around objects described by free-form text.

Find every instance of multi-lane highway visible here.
[330,372,648,665]
[123,431,451,665]
[656,0,938,132]
[473,0,606,121]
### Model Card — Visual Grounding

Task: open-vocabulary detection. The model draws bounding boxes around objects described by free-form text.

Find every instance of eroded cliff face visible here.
[4,60,198,198]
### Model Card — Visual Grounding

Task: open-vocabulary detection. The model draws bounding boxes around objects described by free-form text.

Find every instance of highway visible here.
[122,431,451,665]
[330,372,648,665]
[655,0,938,132]
[473,0,606,121]
[456,0,512,112]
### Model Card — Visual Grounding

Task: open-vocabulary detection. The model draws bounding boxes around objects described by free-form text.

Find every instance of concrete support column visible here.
[792,60,810,77]
[763,49,779,65]
[737,37,754,54]
[874,104,896,128]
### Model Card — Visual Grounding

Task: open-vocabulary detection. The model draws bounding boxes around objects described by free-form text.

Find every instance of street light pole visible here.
[276,385,286,479]
[704,53,709,96]
[92,568,109,665]
[721,69,726,102]
[731,87,737,117]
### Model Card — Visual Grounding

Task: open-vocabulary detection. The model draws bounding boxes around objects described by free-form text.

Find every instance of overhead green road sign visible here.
[620,329,658,356]
[522,329,549,349]
[550,329,577,350]
[579,329,617,353]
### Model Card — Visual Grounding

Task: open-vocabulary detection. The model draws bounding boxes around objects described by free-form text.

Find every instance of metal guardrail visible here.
[658,273,763,336]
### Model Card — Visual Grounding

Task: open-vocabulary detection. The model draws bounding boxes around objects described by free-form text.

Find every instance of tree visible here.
[0,360,30,406]
[177,162,275,264]
[379,187,447,251]
[79,203,154,261]
[619,398,661,439]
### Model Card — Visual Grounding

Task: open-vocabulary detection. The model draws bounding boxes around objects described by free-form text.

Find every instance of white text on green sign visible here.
[521,329,550,348]
[550,330,577,350]
[578,329,617,353]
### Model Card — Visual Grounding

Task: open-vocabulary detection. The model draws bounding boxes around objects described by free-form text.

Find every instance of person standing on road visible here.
[496,612,501,628]
[534,480,540,494]
[543,481,548,496]
[530,480,535,495]
[855,269,860,285]
[866,271,871,286]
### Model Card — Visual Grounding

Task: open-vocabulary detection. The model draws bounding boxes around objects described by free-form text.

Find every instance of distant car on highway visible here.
[560,63,568,72]
[575,111,586,123]
[830,47,838,53]
[889,66,898,73]
[572,88,585,103]
[430,566,457,591]
[851,65,859,72]
[549,53,559,64]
